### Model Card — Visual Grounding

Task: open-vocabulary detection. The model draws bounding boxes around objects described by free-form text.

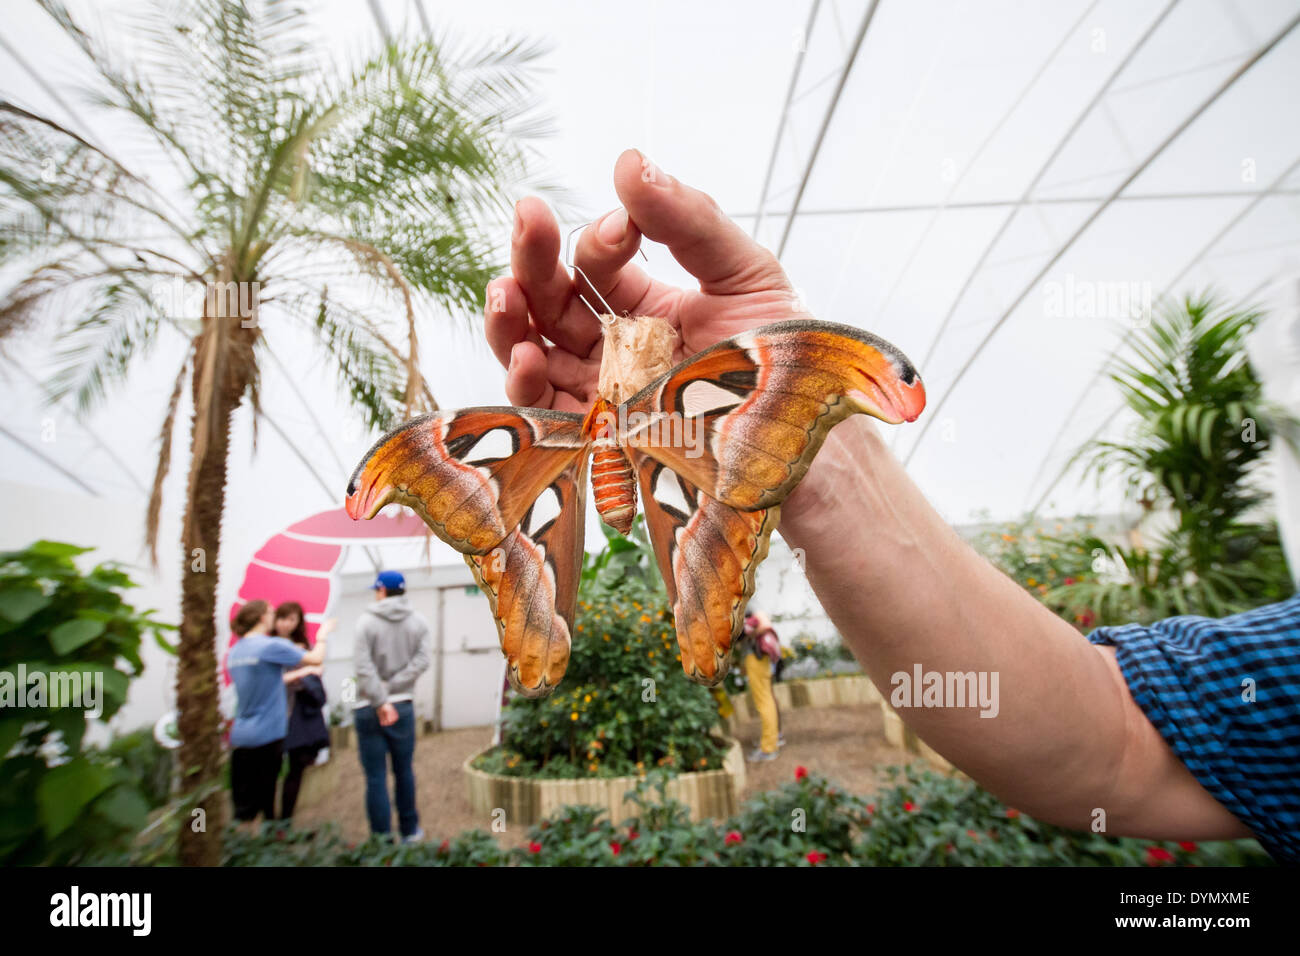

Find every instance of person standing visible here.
[740,607,784,762]
[227,599,328,829]
[352,570,431,842]
[273,601,334,821]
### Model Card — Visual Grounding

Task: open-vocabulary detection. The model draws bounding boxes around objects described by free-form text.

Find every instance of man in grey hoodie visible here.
[352,569,431,842]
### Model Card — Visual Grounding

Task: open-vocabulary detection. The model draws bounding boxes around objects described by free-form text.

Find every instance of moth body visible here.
[584,397,638,535]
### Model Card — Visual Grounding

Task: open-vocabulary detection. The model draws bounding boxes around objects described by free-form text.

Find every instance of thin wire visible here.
[563,220,648,320]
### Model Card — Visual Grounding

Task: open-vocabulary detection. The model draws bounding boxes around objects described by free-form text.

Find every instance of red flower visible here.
[945,843,955,853]
[528,841,542,854]
[1064,577,1076,586]
[438,839,450,854]
[903,801,917,812]
[724,830,744,846]
[1179,841,1198,853]
[807,850,828,865]
[1005,808,1020,819]
[795,766,808,781]
[1145,846,1175,866]
[610,841,622,856]
[627,829,639,842]
[866,804,875,814]
[966,829,979,840]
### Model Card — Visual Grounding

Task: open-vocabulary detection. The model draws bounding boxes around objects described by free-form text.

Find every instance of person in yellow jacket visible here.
[740,607,783,762]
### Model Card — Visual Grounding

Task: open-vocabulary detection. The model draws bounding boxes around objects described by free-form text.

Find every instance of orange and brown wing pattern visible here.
[621,319,926,512]
[628,448,779,687]
[466,454,589,698]
[345,407,588,555]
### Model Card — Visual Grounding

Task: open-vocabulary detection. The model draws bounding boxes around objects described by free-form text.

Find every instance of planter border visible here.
[727,673,879,724]
[463,735,746,827]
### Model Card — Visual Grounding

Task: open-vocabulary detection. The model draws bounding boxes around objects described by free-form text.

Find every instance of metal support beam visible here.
[901,7,1300,467]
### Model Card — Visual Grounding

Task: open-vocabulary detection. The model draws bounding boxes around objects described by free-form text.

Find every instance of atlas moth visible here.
[346,313,925,698]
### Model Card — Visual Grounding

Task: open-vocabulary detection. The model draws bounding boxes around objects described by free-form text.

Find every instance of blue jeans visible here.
[353,701,419,837]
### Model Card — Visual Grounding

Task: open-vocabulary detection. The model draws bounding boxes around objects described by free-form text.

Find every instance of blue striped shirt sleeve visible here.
[1087,592,1300,863]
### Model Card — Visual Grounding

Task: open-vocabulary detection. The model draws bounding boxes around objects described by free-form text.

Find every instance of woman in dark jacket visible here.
[274,602,333,820]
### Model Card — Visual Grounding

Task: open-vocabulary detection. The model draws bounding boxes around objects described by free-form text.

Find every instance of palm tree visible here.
[1051,293,1296,622]
[0,0,550,864]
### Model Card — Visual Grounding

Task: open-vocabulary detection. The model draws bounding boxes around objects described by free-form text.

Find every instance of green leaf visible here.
[0,587,51,624]
[48,618,107,655]
[93,784,149,830]
[36,760,114,840]
[28,541,92,559]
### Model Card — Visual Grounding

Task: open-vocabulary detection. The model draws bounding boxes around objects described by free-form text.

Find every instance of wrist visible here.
[779,416,884,540]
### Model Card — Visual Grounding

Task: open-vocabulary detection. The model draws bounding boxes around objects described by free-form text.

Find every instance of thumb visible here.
[612,148,791,296]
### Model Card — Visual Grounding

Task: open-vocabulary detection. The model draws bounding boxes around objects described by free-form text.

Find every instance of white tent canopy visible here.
[2,0,1298,688]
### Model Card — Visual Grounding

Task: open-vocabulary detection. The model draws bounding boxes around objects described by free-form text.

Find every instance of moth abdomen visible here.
[591,439,637,535]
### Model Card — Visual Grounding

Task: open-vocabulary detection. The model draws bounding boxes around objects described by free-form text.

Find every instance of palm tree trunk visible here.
[176,288,254,866]
[175,382,238,865]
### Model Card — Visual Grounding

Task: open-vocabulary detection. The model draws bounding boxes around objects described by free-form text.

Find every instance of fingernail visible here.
[597,208,628,244]
[634,149,670,187]
[512,201,523,239]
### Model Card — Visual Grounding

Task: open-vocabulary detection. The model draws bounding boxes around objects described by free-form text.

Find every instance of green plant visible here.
[1053,294,1296,623]
[98,727,174,810]
[0,0,550,864]
[476,525,725,779]
[0,540,172,864]
[853,765,1270,866]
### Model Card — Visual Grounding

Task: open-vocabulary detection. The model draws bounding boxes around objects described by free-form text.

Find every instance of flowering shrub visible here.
[119,765,1270,867]
[475,524,727,779]
[969,517,1104,629]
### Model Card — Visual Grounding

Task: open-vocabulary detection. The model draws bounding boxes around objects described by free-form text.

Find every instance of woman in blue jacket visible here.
[273,601,334,821]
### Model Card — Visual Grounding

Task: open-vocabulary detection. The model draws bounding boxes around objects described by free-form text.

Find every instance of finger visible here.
[544,345,601,403]
[484,276,542,369]
[505,340,555,409]
[511,198,602,355]
[571,207,655,318]
[612,148,791,295]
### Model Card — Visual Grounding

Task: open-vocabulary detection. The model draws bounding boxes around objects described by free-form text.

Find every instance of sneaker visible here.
[401,828,425,845]
[746,748,778,763]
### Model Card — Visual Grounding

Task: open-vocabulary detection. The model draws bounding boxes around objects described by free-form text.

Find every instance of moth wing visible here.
[621,319,925,511]
[628,447,779,687]
[346,407,588,555]
[466,453,589,698]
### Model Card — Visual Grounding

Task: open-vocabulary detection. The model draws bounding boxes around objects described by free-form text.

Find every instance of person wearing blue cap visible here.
[351,569,431,842]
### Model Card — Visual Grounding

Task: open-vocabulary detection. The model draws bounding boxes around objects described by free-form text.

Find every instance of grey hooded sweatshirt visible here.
[352,595,432,709]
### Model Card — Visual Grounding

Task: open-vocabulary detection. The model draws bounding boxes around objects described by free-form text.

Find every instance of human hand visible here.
[377,703,398,727]
[486,149,804,415]
[484,148,883,531]
[317,618,337,640]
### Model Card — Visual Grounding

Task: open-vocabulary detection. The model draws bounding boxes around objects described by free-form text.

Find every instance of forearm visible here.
[779,417,1241,836]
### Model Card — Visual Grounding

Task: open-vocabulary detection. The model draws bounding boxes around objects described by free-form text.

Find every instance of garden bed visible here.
[727,673,879,724]
[464,736,746,826]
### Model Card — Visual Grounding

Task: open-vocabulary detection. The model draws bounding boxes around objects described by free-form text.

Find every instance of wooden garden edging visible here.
[727,674,961,776]
[727,673,880,723]
[463,736,746,826]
